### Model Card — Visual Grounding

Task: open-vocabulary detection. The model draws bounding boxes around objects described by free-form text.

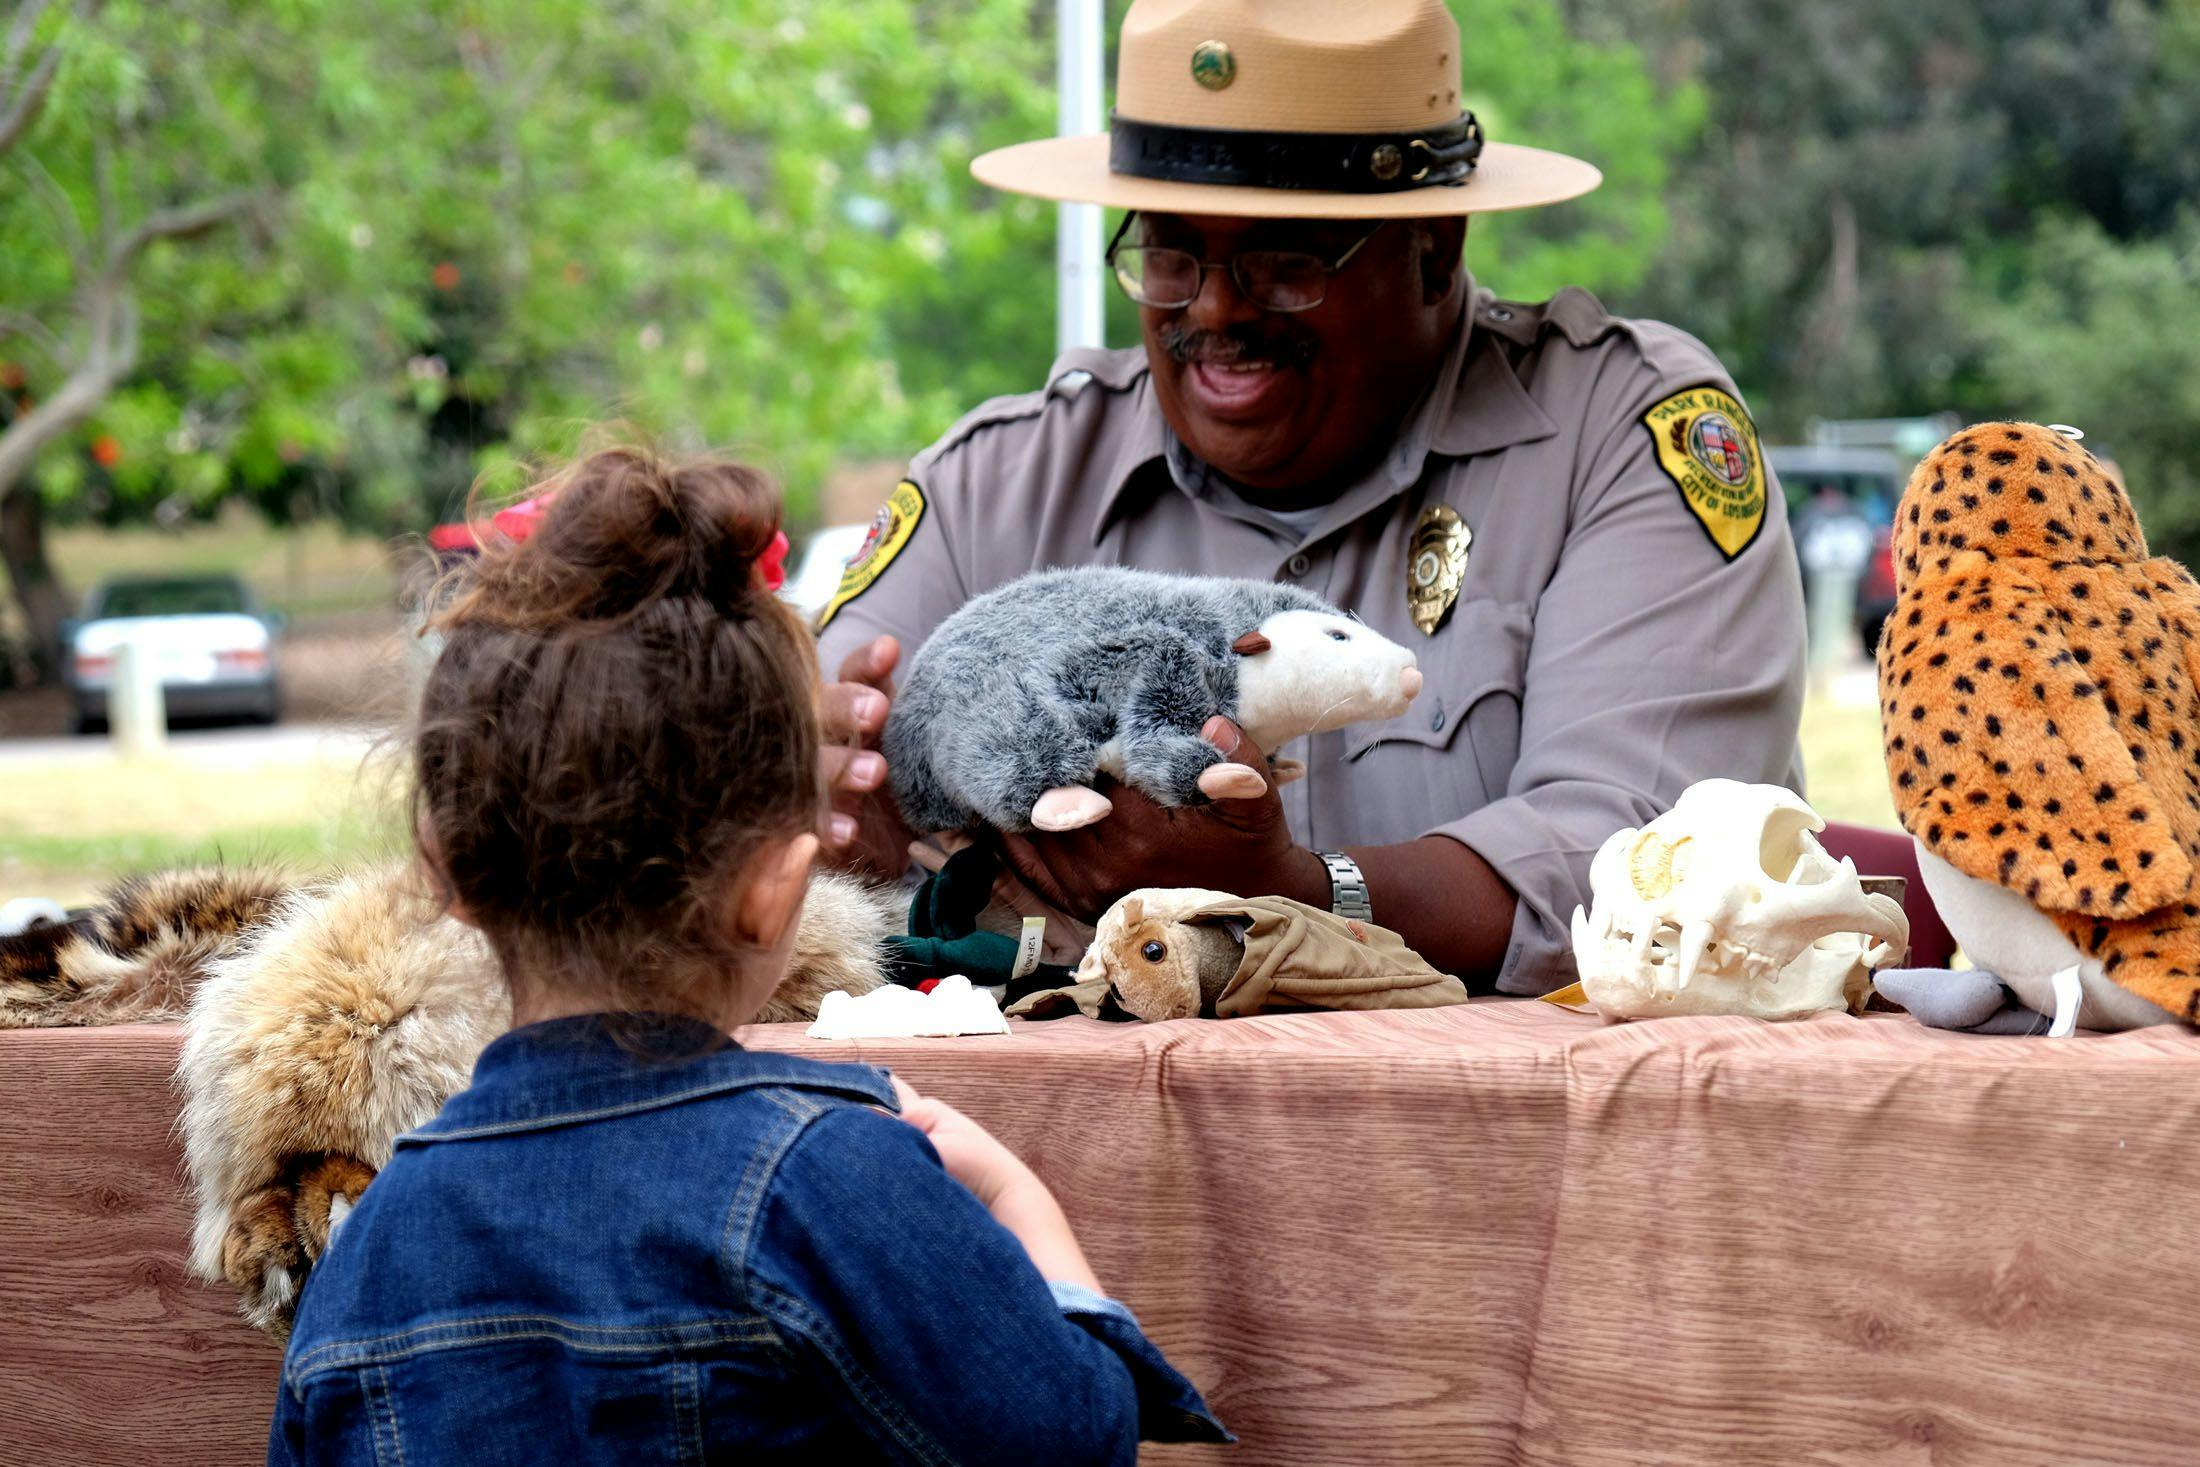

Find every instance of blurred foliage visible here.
[1968,212,2200,563]
[1597,0,2200,549]
[2,0,1684,555]
[8,0,2194,580]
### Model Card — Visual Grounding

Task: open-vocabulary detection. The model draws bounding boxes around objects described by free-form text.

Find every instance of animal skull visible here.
[1568,779,1910,1021]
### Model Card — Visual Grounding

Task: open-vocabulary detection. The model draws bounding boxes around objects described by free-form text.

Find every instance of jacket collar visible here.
[398,1013,898,1147]
[1088,277,1556,546]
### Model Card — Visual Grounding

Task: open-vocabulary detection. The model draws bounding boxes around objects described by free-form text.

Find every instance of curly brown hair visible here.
[412,445,821,1020]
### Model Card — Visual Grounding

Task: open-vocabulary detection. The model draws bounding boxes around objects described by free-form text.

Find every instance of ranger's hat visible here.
[973,0,1602,219]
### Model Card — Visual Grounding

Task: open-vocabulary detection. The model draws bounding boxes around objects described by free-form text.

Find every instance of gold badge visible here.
[1407,503,1471,636]
[817,479,925,631]
[1190,40,1235,90]
[1642,385,1766,560]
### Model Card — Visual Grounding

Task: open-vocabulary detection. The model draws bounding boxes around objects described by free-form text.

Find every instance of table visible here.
[3,1003,2196,1464]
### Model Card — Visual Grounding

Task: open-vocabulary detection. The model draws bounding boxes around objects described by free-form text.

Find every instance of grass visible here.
[0,743,409,905]
[1,689,1896,910]
[1795,684,1899,831]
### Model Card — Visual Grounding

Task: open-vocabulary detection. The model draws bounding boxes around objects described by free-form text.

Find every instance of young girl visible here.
[270,447,1228,1464]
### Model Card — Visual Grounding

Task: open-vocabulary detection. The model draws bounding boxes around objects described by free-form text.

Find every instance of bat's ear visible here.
[1231,631,1272,656]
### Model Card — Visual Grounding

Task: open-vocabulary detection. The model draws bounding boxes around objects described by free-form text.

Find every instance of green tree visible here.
[1447,0,1704,302]
[1,0,1686,685]
[1607,0,2200,439]
[1970,214,2200,564]
[0,0,278,676]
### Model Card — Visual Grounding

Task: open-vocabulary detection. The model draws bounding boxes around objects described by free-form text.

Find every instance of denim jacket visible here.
[271,1015,1229,1465]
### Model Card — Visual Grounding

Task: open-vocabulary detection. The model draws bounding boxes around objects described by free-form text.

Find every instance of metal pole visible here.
[1056,0,1105,355]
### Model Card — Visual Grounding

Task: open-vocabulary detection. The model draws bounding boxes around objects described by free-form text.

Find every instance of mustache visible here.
[1158,322,1319,371]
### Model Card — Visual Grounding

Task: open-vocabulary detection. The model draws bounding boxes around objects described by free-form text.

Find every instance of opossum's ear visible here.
[1231,631,1271,656]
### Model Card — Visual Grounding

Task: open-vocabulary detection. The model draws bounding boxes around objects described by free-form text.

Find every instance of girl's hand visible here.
[890,1077,1037,1208]
[890,1078,1100,1292]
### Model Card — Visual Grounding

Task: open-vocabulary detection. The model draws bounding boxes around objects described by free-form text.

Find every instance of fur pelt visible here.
[177,862,899,1335]
[0,859,897,1335]
[0,867,293,1028]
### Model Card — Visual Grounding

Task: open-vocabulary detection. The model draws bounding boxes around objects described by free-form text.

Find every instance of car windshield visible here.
[93,579,250,619]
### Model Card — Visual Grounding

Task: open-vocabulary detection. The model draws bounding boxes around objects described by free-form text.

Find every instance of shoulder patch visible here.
[816,480,926,631]
[1641,386,1766,560]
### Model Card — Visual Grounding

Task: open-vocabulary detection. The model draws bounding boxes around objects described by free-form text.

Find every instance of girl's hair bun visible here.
[412,441,821,1019]
[434,446,782,633]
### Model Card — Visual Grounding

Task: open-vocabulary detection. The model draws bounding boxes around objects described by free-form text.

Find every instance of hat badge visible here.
[1190,39,1235,90]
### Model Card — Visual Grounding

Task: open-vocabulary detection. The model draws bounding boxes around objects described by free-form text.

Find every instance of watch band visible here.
[1316,850,1374,922]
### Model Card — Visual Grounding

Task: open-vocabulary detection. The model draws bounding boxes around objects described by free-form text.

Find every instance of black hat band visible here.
[1108,111,1484,193]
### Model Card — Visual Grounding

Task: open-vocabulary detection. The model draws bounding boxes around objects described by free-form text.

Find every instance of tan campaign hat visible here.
[973,0,1602,219]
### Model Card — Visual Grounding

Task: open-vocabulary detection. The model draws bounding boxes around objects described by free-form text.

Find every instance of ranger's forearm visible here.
[1346,835,1517,984]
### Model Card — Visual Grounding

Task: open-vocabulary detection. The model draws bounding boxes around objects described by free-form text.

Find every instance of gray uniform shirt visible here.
[819,282,1808,993]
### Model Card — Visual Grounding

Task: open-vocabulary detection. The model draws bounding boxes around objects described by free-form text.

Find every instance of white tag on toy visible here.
[1012,916,1047,981]
[2047,965,2082,1038]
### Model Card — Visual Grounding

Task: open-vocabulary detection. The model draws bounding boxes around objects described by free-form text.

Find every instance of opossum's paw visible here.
[1197,762,1269,801]
[1033,785,1114,832]
[1268,756,1307,787]
[220,1151,379,1339]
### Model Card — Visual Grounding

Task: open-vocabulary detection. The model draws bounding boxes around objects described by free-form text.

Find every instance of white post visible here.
[1055,0,1105,356]
[110,638,167,756]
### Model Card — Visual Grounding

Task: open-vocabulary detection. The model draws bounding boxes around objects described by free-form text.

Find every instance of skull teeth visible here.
[1591,923,1770,977]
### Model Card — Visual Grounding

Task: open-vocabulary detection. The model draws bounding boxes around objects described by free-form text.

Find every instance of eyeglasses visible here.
[1104,213,1389,313]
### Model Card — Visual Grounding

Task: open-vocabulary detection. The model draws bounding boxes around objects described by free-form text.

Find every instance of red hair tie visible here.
[467,492,788,595]
[757,529,790,593]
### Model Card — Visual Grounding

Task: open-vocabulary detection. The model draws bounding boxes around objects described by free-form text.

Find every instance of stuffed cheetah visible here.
[1877,421,2200,1030]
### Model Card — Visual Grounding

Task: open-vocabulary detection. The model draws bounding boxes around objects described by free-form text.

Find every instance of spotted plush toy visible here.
[1876,421,2200,1030]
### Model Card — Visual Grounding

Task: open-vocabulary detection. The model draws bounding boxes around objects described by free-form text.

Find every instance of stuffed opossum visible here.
[883,567,1423,834]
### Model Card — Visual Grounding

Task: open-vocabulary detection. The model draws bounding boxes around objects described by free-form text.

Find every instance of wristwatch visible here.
[1315,850,1374,922]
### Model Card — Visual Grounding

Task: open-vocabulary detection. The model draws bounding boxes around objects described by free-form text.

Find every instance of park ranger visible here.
[815,0,1806,994]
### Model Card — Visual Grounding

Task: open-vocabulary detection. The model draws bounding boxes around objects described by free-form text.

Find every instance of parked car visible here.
[65,574,283,733]
[1767,445,1907,658]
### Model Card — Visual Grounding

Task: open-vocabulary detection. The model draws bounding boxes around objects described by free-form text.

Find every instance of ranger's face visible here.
[1136,212,1465,503]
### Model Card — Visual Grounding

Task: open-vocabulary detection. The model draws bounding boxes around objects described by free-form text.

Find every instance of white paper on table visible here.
[806,975,1011,1040]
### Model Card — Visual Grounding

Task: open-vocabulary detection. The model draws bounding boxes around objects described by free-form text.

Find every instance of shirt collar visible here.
[1088,277,1557,547]
[397,1013,898,1146]
[1431,286,1561,459]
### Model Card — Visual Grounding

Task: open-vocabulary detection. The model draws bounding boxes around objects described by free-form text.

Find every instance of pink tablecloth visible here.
[4,1003,2197,1465]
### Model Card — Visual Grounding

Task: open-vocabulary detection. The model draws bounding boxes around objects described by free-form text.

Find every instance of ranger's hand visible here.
[999,717,1329,920]
[820,635,915,876]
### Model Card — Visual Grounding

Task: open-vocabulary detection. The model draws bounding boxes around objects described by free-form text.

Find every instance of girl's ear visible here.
[731,833,820,950]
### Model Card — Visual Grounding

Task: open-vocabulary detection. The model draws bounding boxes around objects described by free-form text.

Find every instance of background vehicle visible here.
[64,575,283,733]
[1767,445,1907,658]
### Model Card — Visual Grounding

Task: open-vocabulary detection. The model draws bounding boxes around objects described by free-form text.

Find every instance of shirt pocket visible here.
[1344,598,1533,810]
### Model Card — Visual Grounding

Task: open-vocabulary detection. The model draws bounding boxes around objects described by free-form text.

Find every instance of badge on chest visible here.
[1408,504,1472,635]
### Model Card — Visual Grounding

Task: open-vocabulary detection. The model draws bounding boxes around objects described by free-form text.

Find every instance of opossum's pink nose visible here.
[1399,666,1424,700]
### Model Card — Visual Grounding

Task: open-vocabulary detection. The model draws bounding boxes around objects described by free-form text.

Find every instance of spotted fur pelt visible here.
[0,861,898,1336]
[0,867,294,1028]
